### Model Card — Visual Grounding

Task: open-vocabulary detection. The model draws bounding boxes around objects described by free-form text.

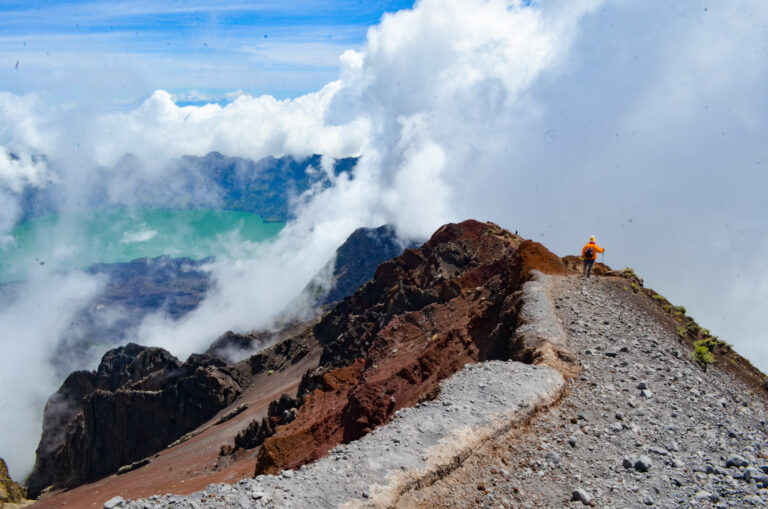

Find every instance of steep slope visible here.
[305,224,414,307]
[122,271,768,509]
[26,344,246,497]
[250,220,567,474]
[28,220,768,509]
[0,457,29,507]
[395,275,768,508]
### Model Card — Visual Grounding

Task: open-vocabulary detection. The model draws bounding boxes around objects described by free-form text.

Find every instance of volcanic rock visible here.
[252,220,565,474]
[304,225,413,307]
[26,343,244,497]
[0,457,28,506]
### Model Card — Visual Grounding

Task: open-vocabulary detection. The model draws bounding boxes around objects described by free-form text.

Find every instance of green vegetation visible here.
[673,305,686,315]
[693,339,715,371]
[677,326,687,339]
[622,267,636,278]
[267,370,274,376]
[630,282,641,294]
[651,293,665,301]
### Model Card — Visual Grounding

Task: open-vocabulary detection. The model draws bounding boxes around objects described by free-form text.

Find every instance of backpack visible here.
[584,247,594,259]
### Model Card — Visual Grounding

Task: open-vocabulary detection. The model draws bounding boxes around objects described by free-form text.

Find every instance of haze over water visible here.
[0,209,283,284]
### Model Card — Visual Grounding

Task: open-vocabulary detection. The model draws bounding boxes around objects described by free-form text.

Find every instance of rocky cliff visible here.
[26,344,246,497]
[0,457,28,507]
[251,220,567,474]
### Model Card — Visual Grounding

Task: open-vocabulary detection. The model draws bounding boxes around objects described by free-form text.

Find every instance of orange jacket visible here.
[581,242,604,260]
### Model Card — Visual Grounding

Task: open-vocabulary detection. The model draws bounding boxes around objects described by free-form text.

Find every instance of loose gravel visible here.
[114,274,768,508]
[122,362,563,509]
[400,275,768,508]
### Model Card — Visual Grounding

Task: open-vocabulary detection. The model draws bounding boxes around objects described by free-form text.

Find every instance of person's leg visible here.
[583,259,588,276]
[586,260,594,277]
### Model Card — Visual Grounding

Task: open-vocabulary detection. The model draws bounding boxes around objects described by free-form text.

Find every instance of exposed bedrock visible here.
[26,344,244,497]
[253,220,567,475]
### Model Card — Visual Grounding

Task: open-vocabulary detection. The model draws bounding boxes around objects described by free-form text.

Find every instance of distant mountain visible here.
[309,224,413,307]
[17,152,358,225]
[60,256,211,373]
[0,256,212,376]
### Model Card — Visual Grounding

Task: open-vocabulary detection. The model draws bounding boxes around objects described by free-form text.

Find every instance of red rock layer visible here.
[255,220,565,474]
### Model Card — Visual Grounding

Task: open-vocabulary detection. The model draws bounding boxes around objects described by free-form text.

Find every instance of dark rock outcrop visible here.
[305,225,414,307]
[0,457,28,505]
[26,343,244,497]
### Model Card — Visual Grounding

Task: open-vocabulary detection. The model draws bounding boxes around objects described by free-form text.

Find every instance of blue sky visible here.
[1,0,415,103]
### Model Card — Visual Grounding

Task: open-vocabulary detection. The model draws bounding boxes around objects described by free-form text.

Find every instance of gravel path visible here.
[120,362,563,509]
[400,275,768,508]
[111,274,768,509]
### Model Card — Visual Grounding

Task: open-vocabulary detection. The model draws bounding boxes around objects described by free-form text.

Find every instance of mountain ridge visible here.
[23,219,768,508]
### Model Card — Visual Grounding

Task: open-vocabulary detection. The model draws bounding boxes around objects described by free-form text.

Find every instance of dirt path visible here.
[398,275,768,508]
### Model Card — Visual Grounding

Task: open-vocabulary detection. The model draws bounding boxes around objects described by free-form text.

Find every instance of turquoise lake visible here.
[0,209,285,283]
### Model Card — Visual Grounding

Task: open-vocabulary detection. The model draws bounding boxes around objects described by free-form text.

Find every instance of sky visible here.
[1,0,416,104]
[1,0,768,482]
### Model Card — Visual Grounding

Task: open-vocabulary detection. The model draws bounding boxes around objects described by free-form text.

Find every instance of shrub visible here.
[673,305,686,315]
[692,339,715,372]
[651,294,665,301]
[623,267,636,277]
[630,282,641,293]
[677,327,687,339]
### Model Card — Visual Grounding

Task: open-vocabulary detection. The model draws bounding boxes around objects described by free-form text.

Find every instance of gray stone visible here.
[104,497,125,509]
[640,389,653,399]
[634,455,652,472]
[726,455,749,468]
[637,382,648,390]
[546,451,560,465]
[744,467,768,483]
[571,488,592,505]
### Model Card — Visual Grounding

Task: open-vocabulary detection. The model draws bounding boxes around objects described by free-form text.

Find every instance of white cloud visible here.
[89,84,370,166]
[0,272,104,480]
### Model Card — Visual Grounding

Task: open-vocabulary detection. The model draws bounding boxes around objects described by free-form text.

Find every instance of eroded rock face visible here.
[26,344,244,497]
[254,220,566,474]
[0,457,28,505]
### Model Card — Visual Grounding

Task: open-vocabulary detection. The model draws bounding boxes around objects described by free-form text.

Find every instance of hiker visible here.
[581,235,604,278]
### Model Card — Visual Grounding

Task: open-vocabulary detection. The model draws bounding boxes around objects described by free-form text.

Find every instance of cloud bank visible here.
[1,0,768,481]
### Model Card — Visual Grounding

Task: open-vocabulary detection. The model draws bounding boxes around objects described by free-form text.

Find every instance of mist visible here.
[1,0,767,481]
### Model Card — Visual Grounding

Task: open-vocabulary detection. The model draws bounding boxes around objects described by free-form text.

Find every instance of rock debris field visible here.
[112,274,768,509]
